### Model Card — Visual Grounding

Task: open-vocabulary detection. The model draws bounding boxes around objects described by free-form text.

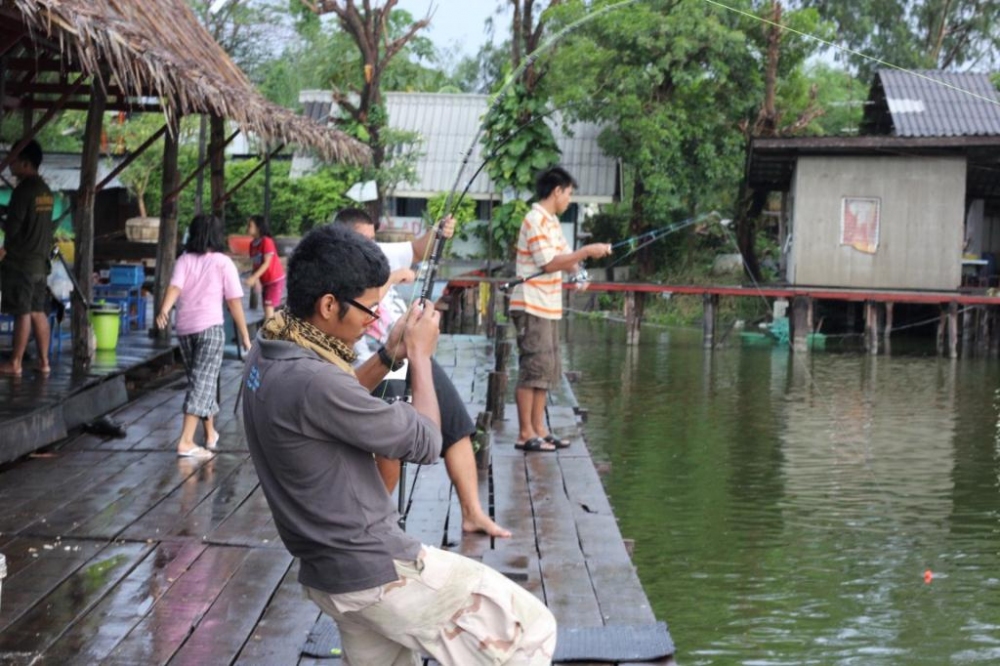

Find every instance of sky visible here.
[395,0,509,58]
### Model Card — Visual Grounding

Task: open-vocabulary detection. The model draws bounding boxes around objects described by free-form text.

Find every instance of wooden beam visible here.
[72,81,106,371]
[215,144,285,207]
[0,73,86,173]
[13,99,165,113]
[166,128,239,202]
[95,123,168,192]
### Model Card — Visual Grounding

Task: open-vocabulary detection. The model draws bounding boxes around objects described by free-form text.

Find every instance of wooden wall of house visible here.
[789,156,965,290]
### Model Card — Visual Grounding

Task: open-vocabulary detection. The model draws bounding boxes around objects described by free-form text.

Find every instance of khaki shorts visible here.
[511,310,562,390]
[306,546,556,666]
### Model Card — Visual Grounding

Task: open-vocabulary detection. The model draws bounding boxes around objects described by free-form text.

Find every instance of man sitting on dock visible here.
[241,224,555,665]
[333,207,510,538]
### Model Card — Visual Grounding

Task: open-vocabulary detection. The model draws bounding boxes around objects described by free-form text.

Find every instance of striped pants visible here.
[178,325,224,418]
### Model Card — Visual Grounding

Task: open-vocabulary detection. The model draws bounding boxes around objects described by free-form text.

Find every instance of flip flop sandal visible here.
[514,437,556,453]
[177,446,215,460]
[544,434,571,449]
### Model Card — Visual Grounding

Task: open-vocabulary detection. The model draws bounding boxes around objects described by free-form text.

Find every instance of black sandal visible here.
[543,434,571,449]
[514,437,556,452]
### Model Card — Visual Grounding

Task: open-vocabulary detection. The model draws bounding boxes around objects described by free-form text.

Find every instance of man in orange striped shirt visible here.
[510,166,612,452]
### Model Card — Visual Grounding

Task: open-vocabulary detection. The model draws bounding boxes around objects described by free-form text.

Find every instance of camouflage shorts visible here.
[511,310,562,390]
[306,546,557,665]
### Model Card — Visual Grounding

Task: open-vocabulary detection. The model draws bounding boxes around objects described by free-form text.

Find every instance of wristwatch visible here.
[377,345,405,372]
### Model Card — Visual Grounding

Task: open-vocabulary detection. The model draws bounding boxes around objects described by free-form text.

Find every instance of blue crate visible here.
[109,264,145,287]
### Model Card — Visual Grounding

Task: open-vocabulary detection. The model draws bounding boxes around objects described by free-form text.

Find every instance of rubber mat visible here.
[553,622,675,663]
[303,616,675,662]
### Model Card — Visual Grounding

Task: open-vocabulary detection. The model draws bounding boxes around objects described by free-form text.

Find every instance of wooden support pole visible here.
[153,114,181,340]
[624,291,642,346]
[216,143,284,207]
[702,293,717,350]
[791,296,811,354]
[948,301,959,359]
[486,322,510,421]
[209,114,225,220]
[884,301,894,355]
[962,303,975,354]
[990,306,1000,357]
[977,305,990,355]
[72,82,106,371]
[936,306,946,356]
[0,74,86,174]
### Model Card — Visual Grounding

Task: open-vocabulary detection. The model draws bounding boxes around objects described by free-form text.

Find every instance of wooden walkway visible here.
[0,335,671,665]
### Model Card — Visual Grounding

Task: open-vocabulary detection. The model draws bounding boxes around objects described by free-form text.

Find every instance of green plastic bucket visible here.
[90,308,121,351]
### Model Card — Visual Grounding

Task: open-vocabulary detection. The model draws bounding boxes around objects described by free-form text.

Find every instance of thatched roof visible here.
[3,0,368,164]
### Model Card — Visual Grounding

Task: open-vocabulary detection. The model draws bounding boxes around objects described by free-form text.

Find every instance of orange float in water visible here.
[924,569,933,584]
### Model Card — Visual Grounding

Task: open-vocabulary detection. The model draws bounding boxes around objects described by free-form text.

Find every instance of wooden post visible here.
[791,296,811,353]
[990,306,1000,357]
[209,114,225,220]
[863,300,879,355]
[473,410,493,472]
[884,302,894,354]
[624,291,642,346]
[977,305,990,355]
[962,303,975,354]
[936,305,947,356]
[71,83,106,371]
[948,301,959,359]
[153,114,181,339]
[702,293,718,349]
[486,322,510,420]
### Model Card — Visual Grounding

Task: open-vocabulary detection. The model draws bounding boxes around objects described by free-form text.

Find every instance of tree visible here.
[298,0,430,216]
[480,0,563,260]
[802,0,1000,81]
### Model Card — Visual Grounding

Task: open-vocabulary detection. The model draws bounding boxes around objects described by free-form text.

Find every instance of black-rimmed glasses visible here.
[346,298,380,322]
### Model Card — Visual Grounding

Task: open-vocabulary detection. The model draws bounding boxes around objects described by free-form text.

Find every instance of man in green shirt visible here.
[1,139,55,376]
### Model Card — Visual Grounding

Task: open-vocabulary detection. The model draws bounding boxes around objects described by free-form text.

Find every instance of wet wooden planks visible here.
[0,336,671,665]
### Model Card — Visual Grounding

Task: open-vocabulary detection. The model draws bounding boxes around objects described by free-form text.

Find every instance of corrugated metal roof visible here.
[875,70,1000,137]
[295,91,617,202]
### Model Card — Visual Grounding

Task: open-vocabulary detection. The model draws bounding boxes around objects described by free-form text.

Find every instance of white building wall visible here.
[790,156,966,290]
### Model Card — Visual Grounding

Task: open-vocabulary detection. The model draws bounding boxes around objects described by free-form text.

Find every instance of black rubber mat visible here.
[553,622,675,663]
[303,616,675,662]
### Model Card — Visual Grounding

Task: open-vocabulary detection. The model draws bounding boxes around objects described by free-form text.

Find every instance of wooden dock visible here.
[0,334,673,665]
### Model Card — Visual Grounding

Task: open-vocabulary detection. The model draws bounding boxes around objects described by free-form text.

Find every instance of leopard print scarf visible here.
[261,308,357,376]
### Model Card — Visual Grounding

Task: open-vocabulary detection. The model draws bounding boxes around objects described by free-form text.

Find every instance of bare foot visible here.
[463,512,511,538]
[37,364,51,375]
[0,361,22,377]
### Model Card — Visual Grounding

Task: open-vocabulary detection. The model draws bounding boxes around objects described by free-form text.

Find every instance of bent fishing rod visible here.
[500,210,725,292]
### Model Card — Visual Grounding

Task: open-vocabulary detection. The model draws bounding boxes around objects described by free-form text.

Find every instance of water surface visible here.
[564,318,1000,665]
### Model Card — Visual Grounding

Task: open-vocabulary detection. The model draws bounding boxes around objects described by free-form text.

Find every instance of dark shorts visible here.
[372,356,475,452]
[1,265,49,316]
[511,310,562,390]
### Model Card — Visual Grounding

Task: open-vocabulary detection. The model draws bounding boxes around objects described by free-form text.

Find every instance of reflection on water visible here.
[565,318,1000,665]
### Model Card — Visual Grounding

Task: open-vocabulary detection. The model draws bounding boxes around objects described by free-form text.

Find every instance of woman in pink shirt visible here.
[156,214,252,459]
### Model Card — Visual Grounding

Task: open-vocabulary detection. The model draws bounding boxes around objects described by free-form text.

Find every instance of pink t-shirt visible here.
[169,252,244,335]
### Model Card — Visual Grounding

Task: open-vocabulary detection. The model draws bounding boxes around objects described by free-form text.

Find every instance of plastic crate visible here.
[109,264,145,287]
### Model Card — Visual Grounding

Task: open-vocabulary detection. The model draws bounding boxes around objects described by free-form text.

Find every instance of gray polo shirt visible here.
[242,336,442,594]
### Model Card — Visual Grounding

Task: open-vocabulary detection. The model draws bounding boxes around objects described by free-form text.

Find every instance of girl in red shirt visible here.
[244,215,286,320]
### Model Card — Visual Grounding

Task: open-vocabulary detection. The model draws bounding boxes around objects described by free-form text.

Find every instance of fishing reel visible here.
[569,268,591,285]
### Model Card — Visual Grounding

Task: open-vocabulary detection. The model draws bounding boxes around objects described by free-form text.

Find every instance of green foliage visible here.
[104,113,169,217]
[427,193,477,241]
[801,0,1000,80]
[488,200,530,261]
[482,83,561,193]
[221,159,358,236]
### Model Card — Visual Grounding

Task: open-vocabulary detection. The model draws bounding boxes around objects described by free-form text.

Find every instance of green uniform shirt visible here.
[3,174,54,275]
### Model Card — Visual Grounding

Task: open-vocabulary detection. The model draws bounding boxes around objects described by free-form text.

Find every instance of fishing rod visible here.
[500,210,725,291]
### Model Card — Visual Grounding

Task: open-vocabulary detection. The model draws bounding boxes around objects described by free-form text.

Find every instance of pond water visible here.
[563,317,1000,666]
